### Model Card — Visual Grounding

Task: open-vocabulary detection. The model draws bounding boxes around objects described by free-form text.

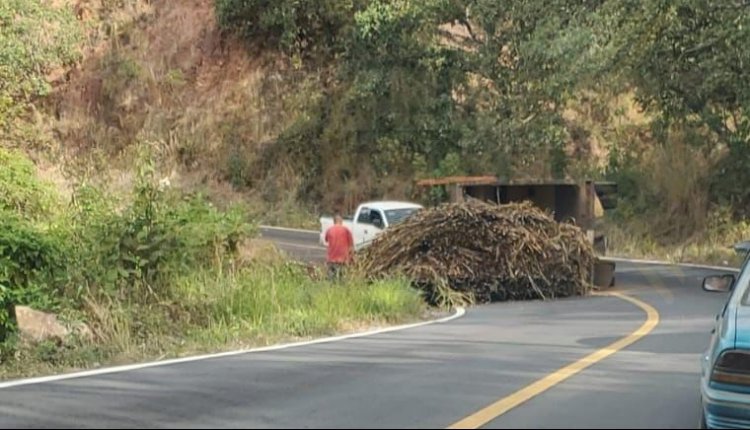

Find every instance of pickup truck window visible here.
[384,208,420,225]
[370,210,384,228]
[357,208,371,224]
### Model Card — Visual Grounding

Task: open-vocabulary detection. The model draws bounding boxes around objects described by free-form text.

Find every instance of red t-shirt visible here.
[325,225,354,263]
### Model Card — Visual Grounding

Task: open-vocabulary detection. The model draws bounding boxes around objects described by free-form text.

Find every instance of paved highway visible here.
[0,227,733,428]
[259,226,326,264]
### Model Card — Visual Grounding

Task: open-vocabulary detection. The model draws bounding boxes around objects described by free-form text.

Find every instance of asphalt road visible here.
[0,227,733,429]
[259,226,326,264]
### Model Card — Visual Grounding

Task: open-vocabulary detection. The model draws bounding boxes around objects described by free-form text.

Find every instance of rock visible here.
[14,306,94,343]
[15,306,69,343]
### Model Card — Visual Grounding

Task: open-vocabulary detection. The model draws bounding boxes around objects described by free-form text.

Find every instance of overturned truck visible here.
[415,176,618,288]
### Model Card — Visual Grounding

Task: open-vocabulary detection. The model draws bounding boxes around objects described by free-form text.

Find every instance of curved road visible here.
[0,227,733,428]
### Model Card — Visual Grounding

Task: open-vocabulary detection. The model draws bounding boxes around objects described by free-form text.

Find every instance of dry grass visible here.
[562,88,657,181]
[604,221,747,267]
[605,138,748,268]
[45,0,322,210]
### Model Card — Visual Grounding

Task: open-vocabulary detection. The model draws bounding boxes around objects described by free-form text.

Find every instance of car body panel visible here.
[701,257,750,428]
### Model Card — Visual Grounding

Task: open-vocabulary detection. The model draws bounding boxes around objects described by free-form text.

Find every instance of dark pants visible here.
[327,262,345,281]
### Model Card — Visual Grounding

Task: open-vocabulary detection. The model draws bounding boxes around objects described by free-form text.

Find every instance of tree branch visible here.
[680,39,720,57]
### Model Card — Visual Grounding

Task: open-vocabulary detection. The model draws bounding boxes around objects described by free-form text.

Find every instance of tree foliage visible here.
[220,0,750,213]
[590,0,750,215]
[215,0,358,57]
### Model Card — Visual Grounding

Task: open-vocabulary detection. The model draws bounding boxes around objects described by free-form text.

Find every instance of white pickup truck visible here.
[319,201,423,251]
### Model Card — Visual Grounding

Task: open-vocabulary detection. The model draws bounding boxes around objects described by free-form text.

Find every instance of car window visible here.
[384,208,420,225]
[736,255,750,305]
[369,210,384,227]
[357,207,371,224]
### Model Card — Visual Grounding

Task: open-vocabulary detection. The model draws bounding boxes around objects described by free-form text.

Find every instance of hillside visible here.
[25,0,318,222]
[0,0,430,378]
[3,0,750,256]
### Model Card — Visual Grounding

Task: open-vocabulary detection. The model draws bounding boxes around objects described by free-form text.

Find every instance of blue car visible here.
[701,254,750,429]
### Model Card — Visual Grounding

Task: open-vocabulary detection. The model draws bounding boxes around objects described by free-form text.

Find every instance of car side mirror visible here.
[372,218,383,229]
[703,274,736,293]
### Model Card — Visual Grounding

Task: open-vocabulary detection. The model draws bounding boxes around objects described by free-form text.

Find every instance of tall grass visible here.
[605,215,750,267]
[176,263,426,350]
[1,261,427,380]
[602,127,750,267]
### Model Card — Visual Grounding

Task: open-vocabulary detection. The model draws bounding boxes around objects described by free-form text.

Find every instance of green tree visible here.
[215,0,359,58]
[589,0,750,213]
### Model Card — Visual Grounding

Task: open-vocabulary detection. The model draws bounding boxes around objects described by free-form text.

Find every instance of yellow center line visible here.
[447,292,660,429]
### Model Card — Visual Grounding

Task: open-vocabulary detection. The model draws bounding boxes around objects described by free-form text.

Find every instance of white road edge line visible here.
[0,307,466,389]
[602,256,740,273]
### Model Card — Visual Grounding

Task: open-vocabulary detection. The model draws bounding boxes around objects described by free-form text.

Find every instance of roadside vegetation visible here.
[0,147,425,379]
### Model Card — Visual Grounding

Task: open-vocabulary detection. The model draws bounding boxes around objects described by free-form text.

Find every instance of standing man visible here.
[324,214,354,281]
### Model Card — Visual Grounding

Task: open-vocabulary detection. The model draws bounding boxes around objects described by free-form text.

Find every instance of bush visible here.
[0,149,66,339]
[215,0,353,56]
[604,135,710,243]
[0,211,65,340]
[0,0,82,128]
[710,140,750,219]
[0,144,255,316]
[67,175,255,304]
[0,148,59,220]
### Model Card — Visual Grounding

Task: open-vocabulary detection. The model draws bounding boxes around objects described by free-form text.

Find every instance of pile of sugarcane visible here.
[357,200,595,304]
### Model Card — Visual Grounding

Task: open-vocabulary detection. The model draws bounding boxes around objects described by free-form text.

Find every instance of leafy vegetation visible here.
[0,212,64,341]
[0,147,425,378]
[0,149,65,340]
[217,0,750,253]
[0,148,59,220]
[215,0,355,58]
[0,0,81,131]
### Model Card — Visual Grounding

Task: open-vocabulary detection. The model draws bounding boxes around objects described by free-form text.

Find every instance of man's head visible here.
[334,213,343,225]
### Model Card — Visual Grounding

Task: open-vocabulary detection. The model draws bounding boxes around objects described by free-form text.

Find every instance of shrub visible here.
[0,148,58,220]
[0,0,82,128]
[67,177,255,303]
[0,211,65,340]
[215,0,353,56]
